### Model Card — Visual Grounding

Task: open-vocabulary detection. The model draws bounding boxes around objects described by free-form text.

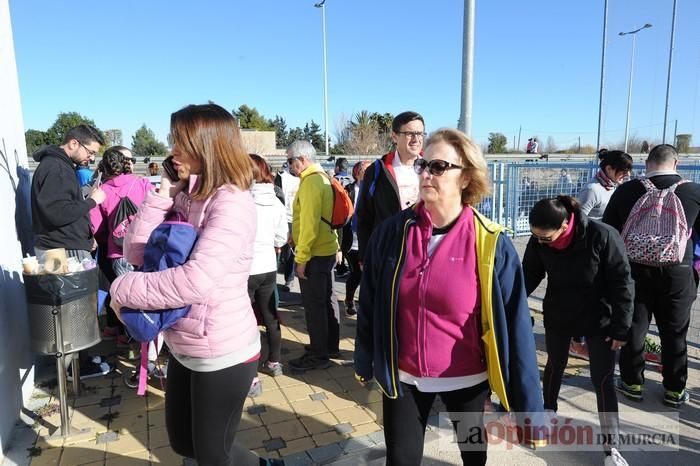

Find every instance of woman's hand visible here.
[158,175,187,199]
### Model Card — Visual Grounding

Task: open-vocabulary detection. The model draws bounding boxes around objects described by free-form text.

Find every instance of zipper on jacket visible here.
[417,239,431,376]
[388,218,413,398]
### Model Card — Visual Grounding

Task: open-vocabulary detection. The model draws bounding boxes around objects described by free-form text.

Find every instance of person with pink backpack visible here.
[603,144,700,408]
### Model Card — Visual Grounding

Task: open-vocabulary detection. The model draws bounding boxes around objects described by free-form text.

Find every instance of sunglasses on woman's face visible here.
[413,158,464,176]
[531,223,568,242]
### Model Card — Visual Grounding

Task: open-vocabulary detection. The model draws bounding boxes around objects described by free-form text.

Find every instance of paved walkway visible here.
[3,238,700,465]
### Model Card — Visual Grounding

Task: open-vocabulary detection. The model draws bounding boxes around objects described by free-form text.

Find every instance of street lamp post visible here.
[314,0,330,157]
[619,23,652,153]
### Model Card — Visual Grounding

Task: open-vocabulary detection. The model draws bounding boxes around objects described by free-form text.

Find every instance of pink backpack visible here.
[621,178,689,266]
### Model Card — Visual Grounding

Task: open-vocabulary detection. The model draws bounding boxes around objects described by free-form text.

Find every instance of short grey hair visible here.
[287,140,316,163]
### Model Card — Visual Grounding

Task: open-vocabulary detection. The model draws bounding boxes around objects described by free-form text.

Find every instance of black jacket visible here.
[356,153,402,260]
[340,181,358,253]
[522,213,634,341]
[31,145,96,251]
[602,174,700,266]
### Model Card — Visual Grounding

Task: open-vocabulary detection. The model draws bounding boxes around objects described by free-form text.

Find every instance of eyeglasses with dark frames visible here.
[413,158,464,176]
[396,131,427,139]
[531,223,568,242]
[78,141,98,157]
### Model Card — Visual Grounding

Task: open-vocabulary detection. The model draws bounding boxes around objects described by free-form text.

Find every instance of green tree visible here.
[270,115,288,148]
[487,132,508,153]
[25,129,48,155]
[676,134,692,153]
[304,120,325,151]
[131,124,168,158]
[44,112,104,145]
[232,105,273,131]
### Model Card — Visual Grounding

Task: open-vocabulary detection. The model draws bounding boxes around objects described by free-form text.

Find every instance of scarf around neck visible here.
[549,212,576,250]
[596,169,616,191]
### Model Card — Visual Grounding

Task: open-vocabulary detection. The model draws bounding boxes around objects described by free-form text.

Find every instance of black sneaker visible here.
[289,353,331,371]
[303,345,340,358]
[345,302,357,316]
[663,389,690,408]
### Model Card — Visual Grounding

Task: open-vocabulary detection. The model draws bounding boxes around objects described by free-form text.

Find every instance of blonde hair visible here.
[169,103,253,200]
[424,128,491,205]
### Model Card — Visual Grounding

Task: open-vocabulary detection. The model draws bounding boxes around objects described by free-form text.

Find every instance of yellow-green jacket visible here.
[292,163,339,264]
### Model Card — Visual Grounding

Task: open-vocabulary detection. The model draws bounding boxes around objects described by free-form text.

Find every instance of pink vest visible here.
[397,204,486,377]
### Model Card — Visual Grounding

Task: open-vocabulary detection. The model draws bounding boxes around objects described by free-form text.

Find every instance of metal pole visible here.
[458,0,475,136]
[662,0,678,143]
[623,33,636,153]
[314,1,330,156]
[596,0,609,151]
[53,307,71,437]
[517,125,522,152]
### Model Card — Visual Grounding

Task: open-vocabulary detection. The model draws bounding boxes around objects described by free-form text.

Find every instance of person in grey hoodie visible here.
[247,154,288,396]
[577,150,633,220]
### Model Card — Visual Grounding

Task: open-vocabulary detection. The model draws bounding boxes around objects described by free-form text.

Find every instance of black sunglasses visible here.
[531,223,568,242]
[413,158,464,176]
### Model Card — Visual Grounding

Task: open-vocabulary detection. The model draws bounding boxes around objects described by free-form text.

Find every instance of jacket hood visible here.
[250,182,278,206]
[33,145,72,165]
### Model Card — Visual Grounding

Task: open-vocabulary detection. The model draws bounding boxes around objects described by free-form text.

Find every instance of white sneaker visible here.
[604,448,629,466]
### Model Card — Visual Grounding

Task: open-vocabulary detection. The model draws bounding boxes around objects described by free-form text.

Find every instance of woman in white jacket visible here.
[247,154,288,395]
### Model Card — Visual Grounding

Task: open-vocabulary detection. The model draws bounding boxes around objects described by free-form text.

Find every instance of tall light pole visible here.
[595,0,609,151]
[314,0,330,157]
[619,23,652,153]
[458,0,475,137]
[662,0,678,144]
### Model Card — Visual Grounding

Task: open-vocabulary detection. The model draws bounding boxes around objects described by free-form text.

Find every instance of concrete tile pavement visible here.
[4,236,700,465]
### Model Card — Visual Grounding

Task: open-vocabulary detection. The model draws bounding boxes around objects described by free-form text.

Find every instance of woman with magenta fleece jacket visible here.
[355,128,545,466]
[110,104,281,466]
[90,147,153,343]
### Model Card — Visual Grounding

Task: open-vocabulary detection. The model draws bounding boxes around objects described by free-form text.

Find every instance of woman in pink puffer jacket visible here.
[110,104,277,466]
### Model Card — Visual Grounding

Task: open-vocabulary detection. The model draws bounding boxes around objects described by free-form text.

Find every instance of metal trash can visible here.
[24,268,100,355]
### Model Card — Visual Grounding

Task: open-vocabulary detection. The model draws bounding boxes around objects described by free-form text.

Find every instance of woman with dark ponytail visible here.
[577,150,633,219]
[522,195,634,466]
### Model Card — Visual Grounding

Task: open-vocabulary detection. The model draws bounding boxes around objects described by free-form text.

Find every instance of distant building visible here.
[240,129,286,155]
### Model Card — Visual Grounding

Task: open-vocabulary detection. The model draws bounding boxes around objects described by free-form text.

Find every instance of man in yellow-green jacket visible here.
[287,140,341,371]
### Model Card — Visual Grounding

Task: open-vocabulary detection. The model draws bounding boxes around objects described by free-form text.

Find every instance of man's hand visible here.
[158,175,187,199]
[89,187,106,205]
[605,337,626,351]
[91,239,98,252]
[296,262,307,280]
[336,251,342,265]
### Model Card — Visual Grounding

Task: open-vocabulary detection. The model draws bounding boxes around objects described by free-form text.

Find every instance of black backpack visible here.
[112,183,138,250]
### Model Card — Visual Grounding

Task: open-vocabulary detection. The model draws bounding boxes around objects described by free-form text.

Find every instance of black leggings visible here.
[248,271,282,363]
[543,332,619,450]
[165,356,260,466]
[383,381,490,466]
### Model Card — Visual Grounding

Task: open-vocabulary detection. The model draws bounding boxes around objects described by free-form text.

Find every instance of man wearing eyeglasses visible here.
[356,111,425,263]
[31,124,112,380]
[32,124,107,260]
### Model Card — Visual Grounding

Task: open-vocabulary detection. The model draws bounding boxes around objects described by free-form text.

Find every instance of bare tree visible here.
[545,136,558,153]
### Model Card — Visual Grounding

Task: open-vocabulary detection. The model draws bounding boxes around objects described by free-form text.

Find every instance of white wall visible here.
[0,0,34,458]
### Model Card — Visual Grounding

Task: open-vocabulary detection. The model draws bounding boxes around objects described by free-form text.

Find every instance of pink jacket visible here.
[397,204,486,377]
[110,177,261,361]
[90,174,153,258]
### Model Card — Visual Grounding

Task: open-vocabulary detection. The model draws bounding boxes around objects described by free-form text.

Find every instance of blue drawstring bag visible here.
[120,220,198,342]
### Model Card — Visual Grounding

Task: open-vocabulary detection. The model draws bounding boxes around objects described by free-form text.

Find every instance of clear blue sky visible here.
[9,0,700,151]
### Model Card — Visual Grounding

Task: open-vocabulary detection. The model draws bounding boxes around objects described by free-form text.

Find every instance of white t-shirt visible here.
[280,171,300,223]
[392,152,420,209]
